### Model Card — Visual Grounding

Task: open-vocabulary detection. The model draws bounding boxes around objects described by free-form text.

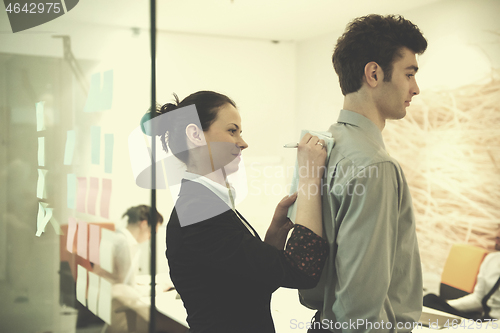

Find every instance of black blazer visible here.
[166,180,321,333]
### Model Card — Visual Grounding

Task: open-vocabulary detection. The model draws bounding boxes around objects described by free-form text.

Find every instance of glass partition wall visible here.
[0,2,170,332]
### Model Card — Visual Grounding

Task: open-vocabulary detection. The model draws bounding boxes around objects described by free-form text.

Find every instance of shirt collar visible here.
[183,171,235,210]
[337,109,386,150]
[119,227,139,247]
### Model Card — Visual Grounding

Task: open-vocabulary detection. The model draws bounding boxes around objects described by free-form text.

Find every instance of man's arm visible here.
[447,254,492,312]
[332,162,401,331]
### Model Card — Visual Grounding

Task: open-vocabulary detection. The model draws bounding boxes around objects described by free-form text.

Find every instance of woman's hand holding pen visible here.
[297,133,327,183]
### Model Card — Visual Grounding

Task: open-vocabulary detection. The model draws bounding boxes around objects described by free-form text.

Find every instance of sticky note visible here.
[87,177,99,215]
[100,70,113,111]
[77,220,88,259]
[64,130,76,165]
[37,169,47,199]
[84,73,101,113]
[76,177,87,213]
[36,102,45,131]
[36,202,52,237]
[88,224,100,265]
[99,228,114,273]
[84,70,113,113]
[76,265,87,306]
[38,137,45,167]
[67,174,77,209]
[98,277,112,324]
[91,126,101,165]
[67,217,78,253]
[100,179,112,219]
[104,134,114,173]
[87,271,100,315]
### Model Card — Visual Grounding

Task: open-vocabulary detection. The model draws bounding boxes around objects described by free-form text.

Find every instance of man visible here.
[424,228,500,319]
[299,14,427,332]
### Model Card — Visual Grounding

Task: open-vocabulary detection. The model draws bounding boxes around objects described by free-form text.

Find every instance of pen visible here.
[283,143,299,148]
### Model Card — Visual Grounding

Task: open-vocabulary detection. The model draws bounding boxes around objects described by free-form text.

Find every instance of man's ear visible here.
[186,123,206,147]
[364,62,383,88]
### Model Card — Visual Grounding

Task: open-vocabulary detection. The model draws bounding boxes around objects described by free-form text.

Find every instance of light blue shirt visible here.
[300,110,422,332]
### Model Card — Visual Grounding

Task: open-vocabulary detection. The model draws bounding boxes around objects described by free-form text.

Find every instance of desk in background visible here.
[148,288,499,332]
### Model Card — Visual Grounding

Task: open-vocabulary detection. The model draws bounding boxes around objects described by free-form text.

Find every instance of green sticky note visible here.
[91,126,101,165]
[37,169,47,199]
[104,134,114,173]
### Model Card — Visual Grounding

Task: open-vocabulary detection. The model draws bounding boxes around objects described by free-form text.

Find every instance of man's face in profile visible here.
[495,228,500,251]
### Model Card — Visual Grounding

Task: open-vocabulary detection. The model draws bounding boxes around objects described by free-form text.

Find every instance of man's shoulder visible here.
[327,123,399,174]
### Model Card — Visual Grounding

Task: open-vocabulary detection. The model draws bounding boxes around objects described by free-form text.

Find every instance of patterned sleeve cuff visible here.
[284,225,329,279]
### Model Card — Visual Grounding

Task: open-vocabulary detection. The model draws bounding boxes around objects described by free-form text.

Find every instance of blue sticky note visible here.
[38,137,45,167]
[67,174,77,209]
[104,133,114,173]
[91,126,101,165]
[36,102,45,131]
[84,73,101,113]
[64,130,76,165]
[100,70,113,111]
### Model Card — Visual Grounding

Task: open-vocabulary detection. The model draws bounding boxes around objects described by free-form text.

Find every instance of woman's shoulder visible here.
[171,180,234,228]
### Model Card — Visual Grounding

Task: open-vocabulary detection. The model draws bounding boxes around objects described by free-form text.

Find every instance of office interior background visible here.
[0,0,499,332]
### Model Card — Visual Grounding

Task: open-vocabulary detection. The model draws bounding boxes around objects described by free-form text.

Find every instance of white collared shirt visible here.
[183,171,255,236]
[184,171,235,210]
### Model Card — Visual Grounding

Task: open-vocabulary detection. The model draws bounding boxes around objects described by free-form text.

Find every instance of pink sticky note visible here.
[76,177,87,213]
[88,224,100,265]
[66,217,78,253]
[100,179,112,219]
[87,177,99,215]
[77,220,88,259]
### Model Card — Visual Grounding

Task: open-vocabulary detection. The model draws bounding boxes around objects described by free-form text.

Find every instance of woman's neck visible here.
[186,167,228,187]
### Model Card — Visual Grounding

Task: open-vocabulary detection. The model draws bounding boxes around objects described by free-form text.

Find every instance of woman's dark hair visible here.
[332,14,427,95]
[140,91,236,164]
[122,205,164,227]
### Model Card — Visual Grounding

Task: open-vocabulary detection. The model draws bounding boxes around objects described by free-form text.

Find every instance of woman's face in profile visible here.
[202,103,248,175]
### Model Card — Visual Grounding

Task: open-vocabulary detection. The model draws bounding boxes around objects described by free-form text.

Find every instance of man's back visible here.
[300,110,422,332]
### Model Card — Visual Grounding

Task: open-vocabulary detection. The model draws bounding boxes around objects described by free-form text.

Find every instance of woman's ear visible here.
[185,123,206,147]
[364,61,383,88]
[139,219,149,230]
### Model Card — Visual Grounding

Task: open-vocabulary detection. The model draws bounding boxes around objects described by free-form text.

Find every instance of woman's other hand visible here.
[264,193,297,250]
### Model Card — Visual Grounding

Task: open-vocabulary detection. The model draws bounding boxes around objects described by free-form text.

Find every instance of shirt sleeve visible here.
[180,211,329,292]
[447,255,491,312]
[331,162,402,331]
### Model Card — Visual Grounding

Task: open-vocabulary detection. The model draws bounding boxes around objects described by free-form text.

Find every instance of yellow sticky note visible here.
[97,277,112,324]
[76,265,87,306]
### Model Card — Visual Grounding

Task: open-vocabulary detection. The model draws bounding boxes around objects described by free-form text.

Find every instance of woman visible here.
[113,205,163,286]
[142,91,329,333]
